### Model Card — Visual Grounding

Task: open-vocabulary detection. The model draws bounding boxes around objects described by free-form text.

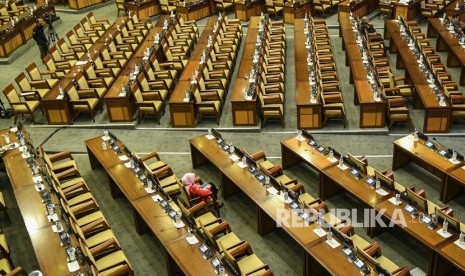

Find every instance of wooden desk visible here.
[427,18,465,85]
[392,134,465,202]
[432,239,465,276]
[340,13,386,128]
[234,0,264,21]
[445,0,461,17]
[127,0,160,20]
[338,0,373,17]
[176,0,211,21]
[294,19,322,129]
[385,20,451,133]
[393,1,420,20]
[283,1,311,24]
[280,136,336,171]
[1,128,85,275]
[231,17,261,126]
[85,135,220,275]
[68,0,107,10]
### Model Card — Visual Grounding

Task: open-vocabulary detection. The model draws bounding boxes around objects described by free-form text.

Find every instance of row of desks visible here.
[230,16,260,127]
[427,17,465,85]
[340,12,386,128]
[85,135,221,275]
[1,128,86,275]
[280,134,465,275]
[189,134,387,275]
[295,19,322,129]
[385,19,452,133]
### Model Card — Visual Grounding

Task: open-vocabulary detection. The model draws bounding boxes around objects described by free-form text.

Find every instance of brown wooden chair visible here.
[322,92,346,127]
[65,82,102,123]
[450,94,465,124]
[2,84,41,124]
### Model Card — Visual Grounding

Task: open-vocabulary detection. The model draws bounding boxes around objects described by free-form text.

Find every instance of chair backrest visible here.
[26,63,42,81]
[133,84,143,103]
[0,7,9,16]
[3,84,20,104]
[193,89,202,104]
[76,72,89,89]
[58,38,71,54]
[50,46,63,62]
[67,85,80,101]
[15,72,32,91]
[178,182,191,207]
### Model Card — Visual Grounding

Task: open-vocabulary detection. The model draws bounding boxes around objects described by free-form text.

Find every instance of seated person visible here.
[181,173,223,207]
[361,16,377,34]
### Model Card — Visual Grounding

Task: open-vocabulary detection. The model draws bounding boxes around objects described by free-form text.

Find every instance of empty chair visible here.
[132,82,164,124]
[321,92,346,127]
[15,72,49,99]
[140,151,167,173]
[194,89,222,125]
[39,146,78,173]
[450,94,465,124]
[201,220,242,253]
[386,97,412,130]
[81,239,133,275]
[220,241,272,276]
[265,0,283,16]
[259,93,284,128]
[65,82,102,122]
[2,84,41,124]
[159,0,176,13]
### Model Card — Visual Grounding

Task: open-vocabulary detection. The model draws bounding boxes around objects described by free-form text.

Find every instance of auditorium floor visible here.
[0,3,464,275]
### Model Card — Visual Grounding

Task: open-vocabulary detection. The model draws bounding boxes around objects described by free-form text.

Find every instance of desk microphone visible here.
[432,137,447,151]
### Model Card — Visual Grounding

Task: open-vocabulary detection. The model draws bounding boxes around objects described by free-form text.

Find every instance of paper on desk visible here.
[102,135,111,141]
[56,94,64,100]
[124,161,132,168]
[182,97,190,103]
[448,158,461,164]
[267,187,279,196]
[375,188,389,196]
[47,213,59,222]
[229,154,239,162]
[327,156,338,163]
[296,136,306,142]
[454,240,465,250]
[18,146,26,152]
[174,220,185,229]
[237,162,247,168]
[337,164,349,171]
[145,187,156,194]
[52,225,62,233]
[388,197,402,206]
[326,239,341,249]
[67,260,80,272]
[75,60,87,66]
[437,229,452,238]
[462,165,465,170]
[32,176,42,183]
[119,155,129,161]
[205,134,215,140]
[118,92,126,97]
[313,228,326,237]
[152,195,163,202]
[22,152,30,159]
[10,127,18,132]
[186,235,199,245]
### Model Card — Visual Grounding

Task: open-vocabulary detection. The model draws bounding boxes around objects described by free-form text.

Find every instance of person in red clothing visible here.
[181,173,222,207]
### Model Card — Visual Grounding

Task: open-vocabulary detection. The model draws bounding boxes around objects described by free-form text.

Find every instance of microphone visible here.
[432,137,447,150]
[432,137,451,158]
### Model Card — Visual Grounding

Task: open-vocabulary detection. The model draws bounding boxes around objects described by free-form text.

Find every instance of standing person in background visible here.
[32,18,49,61]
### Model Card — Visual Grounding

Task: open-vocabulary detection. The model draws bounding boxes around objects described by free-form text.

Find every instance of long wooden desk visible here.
[385,20,452,133]
[427,18,465,85]
[1,128,85,275]
[294,19,322,129]
[168,16,224,128]
[176,0,211,21]
[85,135,221,275]
[0,3,54,57]
[234,0,264,21]
[41,18,126,125]
[392,134,465,202]
[283,1,311,24]
[338,0,377,17]
[393,1,420,20]
[340,12,386,128]
[230,16,260,126]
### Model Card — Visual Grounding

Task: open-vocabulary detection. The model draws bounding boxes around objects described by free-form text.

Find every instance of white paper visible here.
[32,176,42,183]
[182,97,190,102]
[52,225,62,233]
[337,164,349,171]
[10,127,18,132]
[48,213,59,222]
[22,153,30,159]
[101,135,111,141]
[266,187,279,196]
[75,60,87,66]
[296,136,306,142]
[18,146,26,152]
[205,134,215,140]
[152,195,163,202]
[448,158,461,164]
[327,156,338,163]
[186,235,199,245]
[375,188,389,196]
[454,240,465,250]
[56,95,64,100]
[124,162,132,168]
[462,165,465,170]
[174,220,185,229]
[313,228,326,237]
[145,187,156,194]
[326,239,341,249]
[229,154,239,162]
[437,229,452,238]
[67,260,80,272]
[118,92,126,97]
[119,155,129,161]
[237,162,247,168]
[388,197,402,206]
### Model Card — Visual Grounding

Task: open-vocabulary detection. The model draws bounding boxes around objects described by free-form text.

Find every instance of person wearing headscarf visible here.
[181,173,222,207]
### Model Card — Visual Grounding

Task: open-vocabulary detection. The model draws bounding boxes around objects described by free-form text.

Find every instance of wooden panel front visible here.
[170,103,195,127]
[298,105,321,129]
[106,97,134,122]
[360,103,385,128]
[424,108,451,133]
[234,0,264,21]
[42,100,72,125]
[232,101,257,126]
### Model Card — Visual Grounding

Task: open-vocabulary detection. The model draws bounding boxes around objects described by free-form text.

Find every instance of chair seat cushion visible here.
[159,175,177,187]
[67,192,93,207]
[52,159,77,171]
[216,232,241,252]
[237,254,265,274]
[195,212,217,228]
[77,211,104,227]
[86,229,115,248]
[15,101,39,112]
[96,250,127,272]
